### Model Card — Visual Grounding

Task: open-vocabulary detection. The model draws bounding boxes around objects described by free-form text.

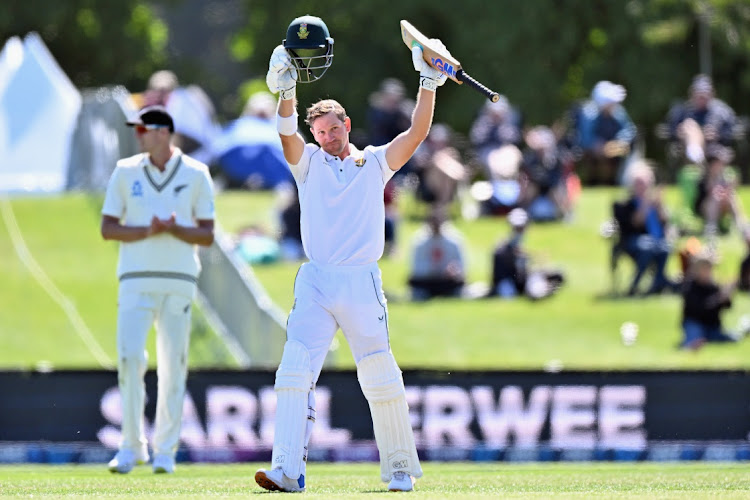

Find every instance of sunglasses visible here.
[134,124,168,134]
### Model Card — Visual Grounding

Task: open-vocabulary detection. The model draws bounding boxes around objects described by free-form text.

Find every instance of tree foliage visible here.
[0,1,170,90]
[3,0,750,165]
[236,0,750,160]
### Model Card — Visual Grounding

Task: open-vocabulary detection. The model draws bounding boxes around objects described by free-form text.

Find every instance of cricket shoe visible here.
[152,454,175,474]
[255,467,305,492]
[388,471,416,492]
[108,447,149,474]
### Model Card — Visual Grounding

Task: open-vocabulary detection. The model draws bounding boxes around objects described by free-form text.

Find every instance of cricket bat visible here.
[400,20,500,103]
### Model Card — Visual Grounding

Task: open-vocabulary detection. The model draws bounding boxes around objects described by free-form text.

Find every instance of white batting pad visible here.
[357,351,422,482]
[271,340,313,479]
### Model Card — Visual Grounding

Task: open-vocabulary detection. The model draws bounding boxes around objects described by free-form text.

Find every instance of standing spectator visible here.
[488,208,564,299]
[575,80,636,185]
[100,106,215,474]
[142,70,221,166]
[680,252,736,350]
[617,162,674,296]
[411,123,467,213]
[470,96,523,175]
[666,74,737,166]
[694,144,745,241]
[407,210,466,300]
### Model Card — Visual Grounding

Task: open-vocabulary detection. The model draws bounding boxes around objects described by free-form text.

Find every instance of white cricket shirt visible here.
[101,148,215,297]
[290,143,395,266]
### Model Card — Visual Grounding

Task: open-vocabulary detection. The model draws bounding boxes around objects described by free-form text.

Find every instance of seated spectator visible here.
[694,144,744,241]
[407,211,466,301]
[236,225,280,265]
[739,230,750,292]
[384,180,399,257]
[470,96,523,174]
[367,78,413,179]
[666,74,737,166]
[574,80,636,185]
[143,70,221,165]
[411,123,467,213]
[488,208,564,299]
[367,78,411,146]
[680,251,737,350]
[617,162,675,296]
[520,126,572,221]
[470,144,523,216]
[276,185,304,261]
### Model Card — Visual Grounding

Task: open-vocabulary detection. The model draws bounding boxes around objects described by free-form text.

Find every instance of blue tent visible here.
[212,116,293,189]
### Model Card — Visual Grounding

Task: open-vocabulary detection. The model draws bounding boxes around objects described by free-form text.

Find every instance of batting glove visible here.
[266,45,298,100]
[412,39,448,91]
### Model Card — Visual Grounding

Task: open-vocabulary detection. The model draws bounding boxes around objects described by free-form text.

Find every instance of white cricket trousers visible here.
[116,288,192,457]
[287,261,391,382]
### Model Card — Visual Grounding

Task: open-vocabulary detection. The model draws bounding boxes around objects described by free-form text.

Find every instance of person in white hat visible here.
[575,80,636,185]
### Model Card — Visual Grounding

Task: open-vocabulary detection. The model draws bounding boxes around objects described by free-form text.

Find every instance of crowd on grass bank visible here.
[130,69,750,351]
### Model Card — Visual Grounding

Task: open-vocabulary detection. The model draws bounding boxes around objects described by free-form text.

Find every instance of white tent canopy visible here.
[0,33,81,193]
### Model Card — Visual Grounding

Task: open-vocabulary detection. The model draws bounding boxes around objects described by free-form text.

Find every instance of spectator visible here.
[142,70,221,166]
[666,74,737,165]
[236,225,281,265]
[520,126,572,221]
[411,123,467,213]
[575,80,636,185]
[694,144,744,241]
[488,208,564,299]
[384,180,398,257]
[680,251,736,350]
[367,78,411,147]
[470,96,523,175]
[618,162,675,296]
[276,185,304,261]
[471,144,523,216]
[407,211,466,301]
[739,230,750,293]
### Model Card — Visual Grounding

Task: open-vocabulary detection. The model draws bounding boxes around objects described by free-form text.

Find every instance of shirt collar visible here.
[144,147,182,173]
[322,144,360,163]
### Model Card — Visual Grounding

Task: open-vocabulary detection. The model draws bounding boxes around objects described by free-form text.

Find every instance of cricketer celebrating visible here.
[101,105,215,474]
[254,15,448,493]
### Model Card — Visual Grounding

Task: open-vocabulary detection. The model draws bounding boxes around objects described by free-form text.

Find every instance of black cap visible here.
[126,105,174,133]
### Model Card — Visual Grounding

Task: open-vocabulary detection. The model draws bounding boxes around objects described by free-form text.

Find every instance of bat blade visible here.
[400,20,462,83]
[399,19,500,103]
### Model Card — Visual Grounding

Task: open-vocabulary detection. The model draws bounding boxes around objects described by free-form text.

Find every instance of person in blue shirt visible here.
[575,80,636,185]
[617,162,674,296]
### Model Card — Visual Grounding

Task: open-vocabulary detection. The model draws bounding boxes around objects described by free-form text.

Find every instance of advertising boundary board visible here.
[1,369,749,463]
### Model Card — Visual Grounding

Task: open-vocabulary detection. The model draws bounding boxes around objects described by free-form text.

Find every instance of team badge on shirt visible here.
[131,180,143,197]
[354,157,366,167]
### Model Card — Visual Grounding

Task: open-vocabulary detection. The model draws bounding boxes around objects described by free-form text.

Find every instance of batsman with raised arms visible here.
[254,15,448,493]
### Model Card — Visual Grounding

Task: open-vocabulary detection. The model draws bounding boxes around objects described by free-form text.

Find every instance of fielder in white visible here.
[100,105,215,474]
[254,15,448,493]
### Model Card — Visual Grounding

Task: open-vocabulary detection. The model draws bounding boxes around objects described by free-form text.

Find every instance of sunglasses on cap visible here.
[134,124,169,134]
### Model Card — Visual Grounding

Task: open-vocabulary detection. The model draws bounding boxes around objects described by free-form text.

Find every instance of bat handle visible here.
[456,70,500,103]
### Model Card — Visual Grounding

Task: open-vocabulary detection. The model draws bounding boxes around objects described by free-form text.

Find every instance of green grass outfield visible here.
[1,462,749,498]
[3,188,750,370]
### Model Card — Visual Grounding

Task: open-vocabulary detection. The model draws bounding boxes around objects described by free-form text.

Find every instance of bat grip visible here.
[456,70,500,103]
